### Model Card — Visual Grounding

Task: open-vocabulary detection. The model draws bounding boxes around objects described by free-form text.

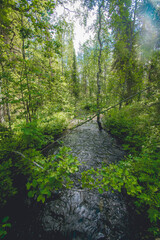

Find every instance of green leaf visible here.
[2,223,11,228]
[32,179,37,188]
[26,182,31,190]
[37,195,45,203]
[2,217,9,224]
[40,189,49,195]
[28,191,34,198]
[98,188,103,194]
[148,208,160,223]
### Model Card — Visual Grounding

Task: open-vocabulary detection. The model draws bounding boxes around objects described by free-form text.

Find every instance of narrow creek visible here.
[7,120,133,240]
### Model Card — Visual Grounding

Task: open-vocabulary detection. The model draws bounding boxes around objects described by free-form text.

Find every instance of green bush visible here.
[80,98,97,113]
[37,112,70,147]
[38,114,67,136]
[0,217,11,239]
[0,159,17,206]
[98,103,160,237]
[20,121,44,149]
[103,104,149,153]
[26,146,80,203]
[0,112,71,207]
[0,126,17,206]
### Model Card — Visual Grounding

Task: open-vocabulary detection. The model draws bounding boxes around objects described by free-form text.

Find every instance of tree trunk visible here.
[6,101,11,129]
[97,1,103,130]
[21,14,32,122]
[5,77,11,129]
[61,44,64,75]
[0,81,4,124]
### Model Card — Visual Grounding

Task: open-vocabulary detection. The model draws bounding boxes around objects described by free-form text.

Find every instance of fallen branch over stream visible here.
[13,150,44,169]
[13,151,93,192]
[13,87,154,166]
[41,86,153,153]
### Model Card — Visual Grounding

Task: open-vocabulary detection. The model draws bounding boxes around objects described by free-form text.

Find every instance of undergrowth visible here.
[0,111,78,238]
[81,103,160,239]
[103,104,160,238]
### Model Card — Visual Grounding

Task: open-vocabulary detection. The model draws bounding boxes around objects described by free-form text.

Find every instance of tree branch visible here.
[57,0,77,13]
[13,151,44,169]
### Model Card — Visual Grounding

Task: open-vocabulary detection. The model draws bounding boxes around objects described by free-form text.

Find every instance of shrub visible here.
[99,103,160,237]
[103,104,149,153]
[26,146,80,203]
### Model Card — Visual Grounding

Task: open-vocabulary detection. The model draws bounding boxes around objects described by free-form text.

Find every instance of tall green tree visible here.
[109,0,142,108]
[78,0,110,116]
[0,0,74,125]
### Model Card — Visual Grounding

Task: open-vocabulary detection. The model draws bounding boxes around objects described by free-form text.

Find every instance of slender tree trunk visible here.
[0,80,4,124]
[84,75,87,95]
[5,77,11,129]
[0,64,5,123]
[0,64,11,127]
[49,58,53,79]
[46,32,54,102]
[119,74,127,109]
[3,103,6,118]
[61,44,64,75]
[6,101,11,129]
[20,68,28,122]
[97,1,103,130]
[21,15,32,122]
[126,0,137,103]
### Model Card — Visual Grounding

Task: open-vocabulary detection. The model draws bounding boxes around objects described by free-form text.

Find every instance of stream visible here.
[7,121,133,240]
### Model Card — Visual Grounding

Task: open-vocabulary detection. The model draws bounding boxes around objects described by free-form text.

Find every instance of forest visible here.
[0,0,159,239]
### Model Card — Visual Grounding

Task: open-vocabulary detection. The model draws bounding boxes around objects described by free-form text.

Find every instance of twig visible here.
[57,0,77,13]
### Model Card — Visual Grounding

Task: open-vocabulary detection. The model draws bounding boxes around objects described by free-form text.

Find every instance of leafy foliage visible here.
[82,144,160,236]
[0,217,11,239]
[0,125,17,206]
[103,105,149,153]
[0,112,71,206]
[20,121,44,149]
[26,146,80,203]
[100,103,159,237]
